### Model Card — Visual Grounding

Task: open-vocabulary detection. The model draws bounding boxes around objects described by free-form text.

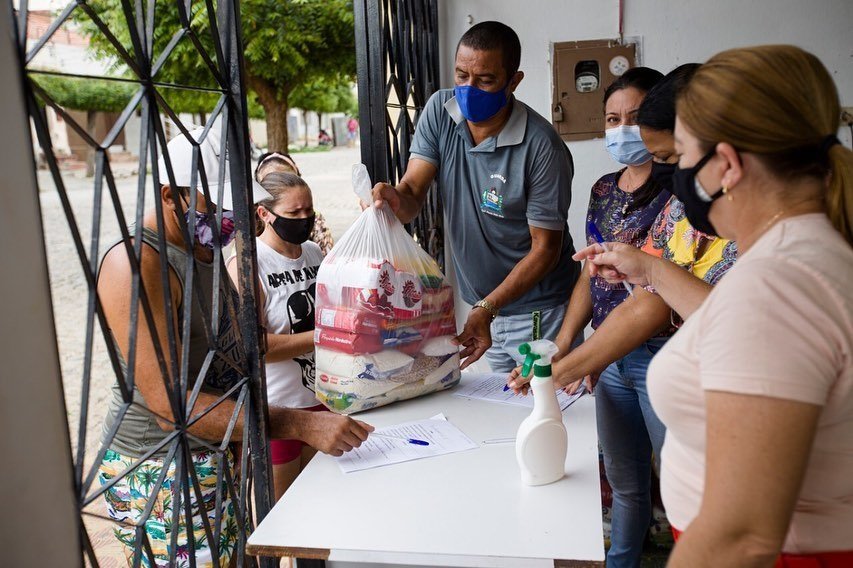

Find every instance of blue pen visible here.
[586,220,634,297]
[372,432,430,446]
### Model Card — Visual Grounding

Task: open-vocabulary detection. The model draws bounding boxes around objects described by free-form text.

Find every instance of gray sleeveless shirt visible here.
[101,227,244,458]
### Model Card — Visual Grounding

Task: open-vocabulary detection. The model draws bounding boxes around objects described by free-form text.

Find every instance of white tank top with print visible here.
[256,238,324,408]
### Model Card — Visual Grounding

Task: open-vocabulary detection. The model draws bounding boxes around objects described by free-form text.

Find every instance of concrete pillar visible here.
[0,8,82,567]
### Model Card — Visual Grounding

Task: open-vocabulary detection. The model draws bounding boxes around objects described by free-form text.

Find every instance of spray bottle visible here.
[515,340,568,486]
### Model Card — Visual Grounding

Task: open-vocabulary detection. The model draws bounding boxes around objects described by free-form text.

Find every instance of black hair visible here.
[254,151,300,181]
[636,63,701,132]
[456,21,522,78]
[603,66,664,107]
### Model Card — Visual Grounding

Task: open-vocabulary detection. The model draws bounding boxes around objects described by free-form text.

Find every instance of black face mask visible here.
[670,148,725,236]
[268,211,315,245]
[650,162,677,194]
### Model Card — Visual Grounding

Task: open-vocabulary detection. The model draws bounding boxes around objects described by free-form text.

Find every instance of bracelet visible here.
[474,299,499,321]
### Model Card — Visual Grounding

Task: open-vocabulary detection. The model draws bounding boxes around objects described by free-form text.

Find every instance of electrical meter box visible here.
[552,39,637,141]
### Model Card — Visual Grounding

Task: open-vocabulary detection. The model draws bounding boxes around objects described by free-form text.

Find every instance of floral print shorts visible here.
[98,448,238,568]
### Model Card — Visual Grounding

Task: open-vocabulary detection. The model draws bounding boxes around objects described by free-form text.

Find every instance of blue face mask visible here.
[454,84,510,123]
[605,125,653,166]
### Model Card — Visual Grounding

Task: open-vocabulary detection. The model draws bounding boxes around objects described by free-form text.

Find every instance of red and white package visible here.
[314,327,384,354]
[316,307,385,334]
[313,165,460,414]
[422,285,453,314]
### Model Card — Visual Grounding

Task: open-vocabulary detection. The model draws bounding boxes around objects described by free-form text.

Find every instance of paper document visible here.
[335,415,477,473]
[453,373,584,411]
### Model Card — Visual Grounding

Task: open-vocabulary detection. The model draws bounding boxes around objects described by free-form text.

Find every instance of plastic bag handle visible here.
[352,163,374,205]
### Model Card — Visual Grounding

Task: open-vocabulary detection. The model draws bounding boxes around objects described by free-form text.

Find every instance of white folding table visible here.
[247,374,604,567]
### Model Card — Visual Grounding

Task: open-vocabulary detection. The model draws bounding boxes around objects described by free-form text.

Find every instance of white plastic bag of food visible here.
[314,165,459,413]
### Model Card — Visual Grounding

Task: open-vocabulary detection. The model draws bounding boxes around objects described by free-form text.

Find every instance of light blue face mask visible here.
[605,124,653,166]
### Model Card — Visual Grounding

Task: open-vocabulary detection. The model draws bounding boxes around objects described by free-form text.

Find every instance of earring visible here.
[722,185,733,201]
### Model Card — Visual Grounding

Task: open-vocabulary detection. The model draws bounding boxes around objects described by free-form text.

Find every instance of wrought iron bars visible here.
[354,0,445,270]
[13,0,275,566]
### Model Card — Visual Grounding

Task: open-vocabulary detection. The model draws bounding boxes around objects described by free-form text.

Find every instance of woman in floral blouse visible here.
[510,64,737,568]
[522,66,667,568]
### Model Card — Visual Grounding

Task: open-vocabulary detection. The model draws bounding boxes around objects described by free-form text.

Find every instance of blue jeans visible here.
[484,304,570,373]
[596,337,668,568]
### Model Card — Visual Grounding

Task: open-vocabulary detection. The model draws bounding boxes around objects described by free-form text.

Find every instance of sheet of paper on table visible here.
[334,413,477,473]
[453,372,585,411]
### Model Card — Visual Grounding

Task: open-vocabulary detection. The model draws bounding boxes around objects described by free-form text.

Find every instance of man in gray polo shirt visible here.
[372,21,579,372]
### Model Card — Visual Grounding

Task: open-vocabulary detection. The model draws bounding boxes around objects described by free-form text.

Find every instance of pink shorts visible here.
[270,404,328,465]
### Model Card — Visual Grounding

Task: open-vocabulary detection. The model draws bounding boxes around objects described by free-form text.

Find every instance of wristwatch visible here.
[473,299,499,321]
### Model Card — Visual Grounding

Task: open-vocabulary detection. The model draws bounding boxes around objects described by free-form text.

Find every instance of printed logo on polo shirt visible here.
[481,187,504,218]
[481,173,507,218]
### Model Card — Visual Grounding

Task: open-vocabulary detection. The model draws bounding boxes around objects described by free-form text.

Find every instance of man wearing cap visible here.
[372,21,580,371]
[97,120,372,566]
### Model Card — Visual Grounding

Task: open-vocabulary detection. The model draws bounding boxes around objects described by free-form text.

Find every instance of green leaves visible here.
[289,74,356,114]
[71,0,357,147]
[31,74,136,112]
[76,0,356,104]
[241,0,355,88]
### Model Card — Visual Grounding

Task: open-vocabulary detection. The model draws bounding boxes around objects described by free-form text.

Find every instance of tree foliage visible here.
[77,0,356,148]
[288,75,356,116]
[32,74,136,112]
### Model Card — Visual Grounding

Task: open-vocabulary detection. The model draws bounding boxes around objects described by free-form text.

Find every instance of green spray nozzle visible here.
[518,340,560,378]
[519,343,540,377]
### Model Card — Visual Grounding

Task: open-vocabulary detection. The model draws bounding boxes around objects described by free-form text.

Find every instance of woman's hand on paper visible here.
[506,366,531,396]
[453,307,493,369]
[573,242,655,287]
[303,412,375,457]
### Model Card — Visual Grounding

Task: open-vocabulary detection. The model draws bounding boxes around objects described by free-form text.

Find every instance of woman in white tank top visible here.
[228,172,368,500]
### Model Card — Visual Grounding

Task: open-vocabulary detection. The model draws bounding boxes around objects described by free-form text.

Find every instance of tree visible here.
[288,75,356,147]
[79,0,356,150]
[32,74,137,175]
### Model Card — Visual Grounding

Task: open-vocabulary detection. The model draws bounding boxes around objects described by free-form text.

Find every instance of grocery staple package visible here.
[314,165,460,414]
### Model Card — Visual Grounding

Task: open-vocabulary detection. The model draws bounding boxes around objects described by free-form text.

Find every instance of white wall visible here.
[439,0,853,252]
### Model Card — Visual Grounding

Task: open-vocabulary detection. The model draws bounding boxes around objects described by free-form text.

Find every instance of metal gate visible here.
[353,0,445,269]
[11,0,274,566]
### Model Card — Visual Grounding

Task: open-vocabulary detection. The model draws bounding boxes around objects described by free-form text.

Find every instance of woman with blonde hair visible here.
[576,45,853,566]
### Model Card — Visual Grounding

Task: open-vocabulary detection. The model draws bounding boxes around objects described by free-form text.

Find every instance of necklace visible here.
[615,170,641,233]
[759,210,787,234]
[620,168,644,192]
[615,195,633,234]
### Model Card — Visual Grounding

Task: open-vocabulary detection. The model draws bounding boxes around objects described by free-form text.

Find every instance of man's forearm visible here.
[485,246,560,310]
[394,180,428,224]
[269,407,312,441]
[384,158,437,223]
[180,394,312,443]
